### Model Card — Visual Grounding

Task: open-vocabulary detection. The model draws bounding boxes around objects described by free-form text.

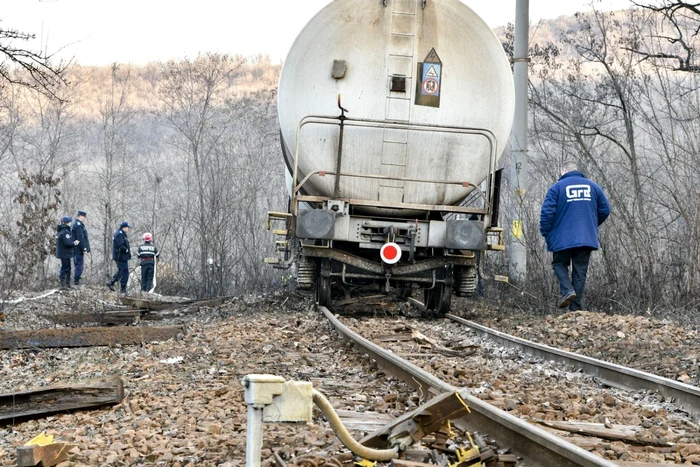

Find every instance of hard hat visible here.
[143,233,152,242]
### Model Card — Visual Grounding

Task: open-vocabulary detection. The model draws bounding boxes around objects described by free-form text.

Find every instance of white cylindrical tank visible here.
[278,0,514,213]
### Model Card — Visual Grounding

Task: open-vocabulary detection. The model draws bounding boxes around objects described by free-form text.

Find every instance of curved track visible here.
[319,306,617,467]
[446,314,700,420]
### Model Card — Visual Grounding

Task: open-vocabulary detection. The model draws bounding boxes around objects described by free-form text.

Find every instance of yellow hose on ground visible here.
[312,389,399,461]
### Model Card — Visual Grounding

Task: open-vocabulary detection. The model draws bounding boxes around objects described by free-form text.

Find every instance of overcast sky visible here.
[3,0,634,66]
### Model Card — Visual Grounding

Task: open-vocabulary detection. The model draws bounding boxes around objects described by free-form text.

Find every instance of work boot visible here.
[74,278,80,287]
[558,291,577,309]
[65,279,72,289]
[106,281,115,292]
[119,286,128,295]
[60,276,68,290]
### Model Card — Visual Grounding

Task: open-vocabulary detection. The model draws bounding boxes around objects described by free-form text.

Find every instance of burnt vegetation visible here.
[0,53,285,299]
[0,5,697,317]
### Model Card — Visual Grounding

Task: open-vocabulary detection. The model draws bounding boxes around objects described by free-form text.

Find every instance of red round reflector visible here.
[380,242,402,264]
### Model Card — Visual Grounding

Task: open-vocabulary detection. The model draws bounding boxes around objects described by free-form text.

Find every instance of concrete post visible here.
[242,374,285,467]
[246,404,264,467]
[508,0,530,284]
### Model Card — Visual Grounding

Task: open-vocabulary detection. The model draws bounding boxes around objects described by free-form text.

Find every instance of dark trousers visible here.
[110,260,129,290]
[74,253,84,282]
[552,247,592,311]
[141,261,154,291]
[59,258,72,281]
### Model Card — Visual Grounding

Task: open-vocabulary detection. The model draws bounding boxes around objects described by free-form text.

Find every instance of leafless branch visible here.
[0,27,71,101]
[629,1,700,70]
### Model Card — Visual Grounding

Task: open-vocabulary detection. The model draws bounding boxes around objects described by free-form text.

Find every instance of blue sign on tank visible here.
[421,63,441,96]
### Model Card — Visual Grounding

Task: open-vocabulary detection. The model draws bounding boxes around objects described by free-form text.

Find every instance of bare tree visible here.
[94,63,137,277]
[0,75,77,286]
[156,53,246,296]
[216,90,285,294]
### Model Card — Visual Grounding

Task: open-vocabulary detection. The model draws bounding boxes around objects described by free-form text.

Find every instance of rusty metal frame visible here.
[302,244,476,276]
[297,194,488,215]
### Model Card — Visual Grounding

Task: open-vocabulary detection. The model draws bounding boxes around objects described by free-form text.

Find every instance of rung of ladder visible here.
[267,211,292,230]
[268,211,292,219]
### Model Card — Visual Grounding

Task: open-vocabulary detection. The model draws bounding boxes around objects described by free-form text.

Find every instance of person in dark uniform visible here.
[55,216,78,290]
[137,232,160,292]
[107,221,131,294]
[72,210,91,286]
[540,161,610,311]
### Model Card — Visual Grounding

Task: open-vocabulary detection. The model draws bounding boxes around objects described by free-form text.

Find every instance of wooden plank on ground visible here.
[17,442,77,467]
[0,325,184,349]
[47,310,143,326]
[118,297,178,310]
[377,334,414,342]
[119,295,233,311]
[361,391,469,448]
[391,460,434,467]
[538,420,673,447]
[45,308,187,326]
[189,296,235,308]
[618,463,686,466]
[0,376,124,424]
[336,409,394,433]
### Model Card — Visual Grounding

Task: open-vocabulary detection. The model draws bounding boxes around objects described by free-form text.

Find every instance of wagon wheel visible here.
[434,284,452,315]
[315,259,332,308]
[424,266,453,315]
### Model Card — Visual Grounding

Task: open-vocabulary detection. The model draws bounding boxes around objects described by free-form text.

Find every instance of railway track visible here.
[446,314,700,420]
[319,306,617,467]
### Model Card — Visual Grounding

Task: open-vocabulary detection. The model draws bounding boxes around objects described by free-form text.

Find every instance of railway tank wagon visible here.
[267,0,515,313]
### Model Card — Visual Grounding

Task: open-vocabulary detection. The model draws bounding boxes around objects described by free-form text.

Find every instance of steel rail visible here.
[319,307,616,467]
[447,314,700,421]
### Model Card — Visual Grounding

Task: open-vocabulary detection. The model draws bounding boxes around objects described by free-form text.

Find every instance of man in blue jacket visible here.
[107,221,132,294]
[72,210,91,286]
[540,161,610,311]
[55,216,78,290]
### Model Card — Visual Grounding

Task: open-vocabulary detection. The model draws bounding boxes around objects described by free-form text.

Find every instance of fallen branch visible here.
[411,331,477,357]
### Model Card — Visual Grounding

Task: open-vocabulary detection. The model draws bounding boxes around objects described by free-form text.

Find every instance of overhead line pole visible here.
[508,0,530,284]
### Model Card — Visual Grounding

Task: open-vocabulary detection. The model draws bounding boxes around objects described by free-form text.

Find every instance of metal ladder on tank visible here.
[380,0,420,204]
[264,212,292,269]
